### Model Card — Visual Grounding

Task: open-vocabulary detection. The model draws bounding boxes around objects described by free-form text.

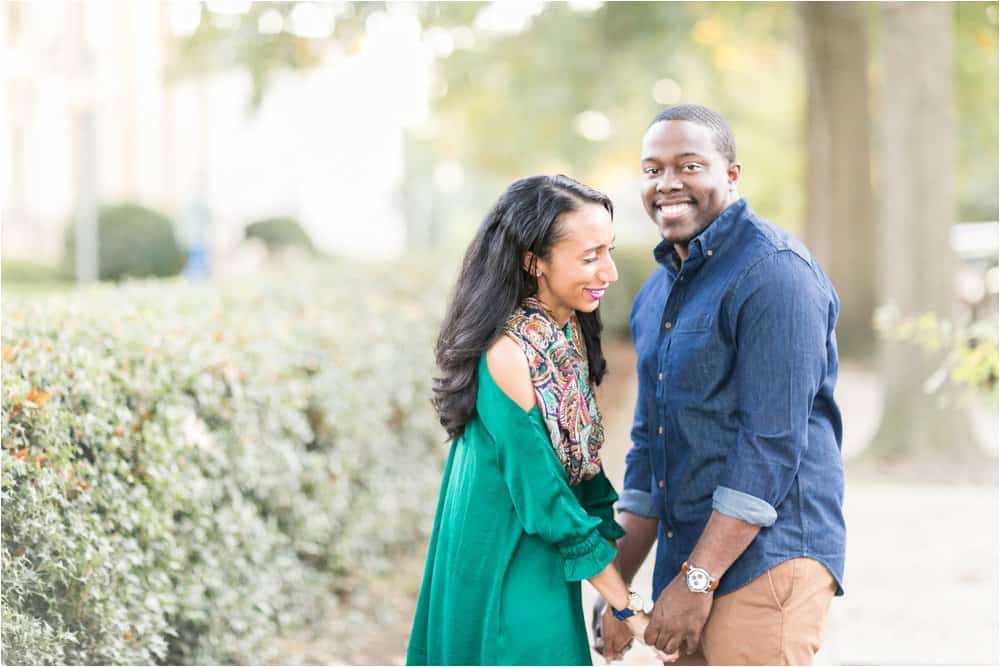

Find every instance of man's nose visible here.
[655,170,683,191]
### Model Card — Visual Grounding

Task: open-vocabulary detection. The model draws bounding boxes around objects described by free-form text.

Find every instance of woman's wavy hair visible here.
[433,174,613,440]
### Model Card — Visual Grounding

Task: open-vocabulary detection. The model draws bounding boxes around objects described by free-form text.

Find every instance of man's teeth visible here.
[659,202,691,216]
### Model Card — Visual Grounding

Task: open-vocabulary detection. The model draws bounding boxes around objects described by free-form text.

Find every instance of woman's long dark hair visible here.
[433,175,613,440]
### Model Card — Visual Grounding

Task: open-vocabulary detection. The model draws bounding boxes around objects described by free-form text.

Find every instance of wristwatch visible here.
[681,561,719,594]
[610,590,644,621]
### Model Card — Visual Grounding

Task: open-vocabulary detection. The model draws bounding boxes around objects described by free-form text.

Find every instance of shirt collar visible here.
[653,197,750,273]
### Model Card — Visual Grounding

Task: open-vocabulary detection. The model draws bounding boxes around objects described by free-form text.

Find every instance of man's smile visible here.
[655,198,695,221]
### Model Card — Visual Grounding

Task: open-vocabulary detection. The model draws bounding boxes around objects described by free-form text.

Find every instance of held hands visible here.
[643,574,714,658]
[625,612,680,663]
[597,600,680,664]
[595,600,632,661]
[593,598,631,661]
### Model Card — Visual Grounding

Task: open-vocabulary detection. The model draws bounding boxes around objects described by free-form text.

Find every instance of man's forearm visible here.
[613,511,659,585]
[686,510,760,578]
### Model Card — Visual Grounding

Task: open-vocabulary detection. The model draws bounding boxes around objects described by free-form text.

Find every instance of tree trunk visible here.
[801,2,877,360]
[869,2,976,461]
[70,1,98,284]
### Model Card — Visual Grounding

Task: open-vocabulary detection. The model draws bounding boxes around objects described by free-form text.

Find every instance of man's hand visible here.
[644,574,713,657]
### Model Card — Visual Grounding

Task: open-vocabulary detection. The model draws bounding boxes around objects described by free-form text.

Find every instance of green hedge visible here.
[63,203,186,281]
[244,218,316,254]
[1,262,447,664]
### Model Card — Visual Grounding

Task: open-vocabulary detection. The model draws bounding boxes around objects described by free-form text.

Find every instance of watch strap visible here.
[610,606,636,622]
[610,590,643,621]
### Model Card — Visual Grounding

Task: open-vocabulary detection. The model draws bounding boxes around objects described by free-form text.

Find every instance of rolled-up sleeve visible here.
[616,395,657,518]
[716,251,829,522]
[712,486,778,527]
[615,292,658,520]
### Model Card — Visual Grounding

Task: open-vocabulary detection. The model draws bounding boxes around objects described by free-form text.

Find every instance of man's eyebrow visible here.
[642,151,706,162]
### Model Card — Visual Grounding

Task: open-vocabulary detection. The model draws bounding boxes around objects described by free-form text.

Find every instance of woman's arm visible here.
[589,560,637,621]
[485,338,616,580]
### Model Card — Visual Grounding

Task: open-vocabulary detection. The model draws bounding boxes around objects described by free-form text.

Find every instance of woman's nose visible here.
[599,255,619,284]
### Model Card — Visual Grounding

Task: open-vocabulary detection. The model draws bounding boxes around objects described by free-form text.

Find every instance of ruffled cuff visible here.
[559,528,617,581]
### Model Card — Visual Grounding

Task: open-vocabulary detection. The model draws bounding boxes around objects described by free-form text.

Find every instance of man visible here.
[595,104,845,665]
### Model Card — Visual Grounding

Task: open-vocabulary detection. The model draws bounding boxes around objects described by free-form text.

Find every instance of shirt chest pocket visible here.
[664,313,725,395]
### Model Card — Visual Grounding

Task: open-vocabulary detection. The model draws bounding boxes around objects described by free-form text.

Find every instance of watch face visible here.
[686,568,710,592]
[628,591,644,611]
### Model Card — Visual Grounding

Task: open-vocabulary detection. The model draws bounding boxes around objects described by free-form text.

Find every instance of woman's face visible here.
[532,202,618,325]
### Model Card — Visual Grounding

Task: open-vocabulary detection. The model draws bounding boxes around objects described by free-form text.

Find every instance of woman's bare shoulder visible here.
[485,335,534,411]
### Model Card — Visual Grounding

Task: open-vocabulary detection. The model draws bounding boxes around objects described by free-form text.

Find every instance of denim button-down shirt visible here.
[617,198,846,599]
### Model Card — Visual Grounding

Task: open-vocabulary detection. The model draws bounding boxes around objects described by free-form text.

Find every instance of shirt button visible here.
[658,372,663,381]
[658,480,665,488]
[666,531,674,539]
[706,249,713,256]
[658,426,664,435]
[664,321,672,329]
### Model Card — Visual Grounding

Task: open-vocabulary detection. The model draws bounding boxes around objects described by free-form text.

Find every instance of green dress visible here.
[406,355,625,666]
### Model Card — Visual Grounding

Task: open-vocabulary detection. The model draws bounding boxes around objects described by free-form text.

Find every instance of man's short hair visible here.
[649,104,737,163]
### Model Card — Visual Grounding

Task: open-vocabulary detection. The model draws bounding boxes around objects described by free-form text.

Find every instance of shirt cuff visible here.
[712,486,778,527]
[614,488,658,519]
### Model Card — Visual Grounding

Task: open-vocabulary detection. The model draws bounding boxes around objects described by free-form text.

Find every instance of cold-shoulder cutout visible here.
[485,334,535,412]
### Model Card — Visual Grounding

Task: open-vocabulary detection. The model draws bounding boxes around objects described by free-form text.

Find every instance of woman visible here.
[407,175,668,665]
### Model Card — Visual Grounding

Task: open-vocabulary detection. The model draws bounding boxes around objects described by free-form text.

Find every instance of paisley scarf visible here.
[502,296,604,485]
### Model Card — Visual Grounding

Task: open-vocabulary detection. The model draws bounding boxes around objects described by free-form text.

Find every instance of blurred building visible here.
[1,1,429,266]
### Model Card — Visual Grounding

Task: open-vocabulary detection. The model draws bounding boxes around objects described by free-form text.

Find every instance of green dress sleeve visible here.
[577,469,627,542]
[477,360,617,582]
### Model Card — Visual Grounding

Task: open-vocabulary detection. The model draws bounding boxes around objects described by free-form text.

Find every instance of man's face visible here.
[640,120,741,250]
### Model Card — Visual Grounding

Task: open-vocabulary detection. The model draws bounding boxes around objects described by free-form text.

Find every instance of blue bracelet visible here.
[611,606,636,622]
[610,591,643,622]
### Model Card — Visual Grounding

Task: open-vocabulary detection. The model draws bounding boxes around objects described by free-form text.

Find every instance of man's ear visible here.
[727,162,743,189]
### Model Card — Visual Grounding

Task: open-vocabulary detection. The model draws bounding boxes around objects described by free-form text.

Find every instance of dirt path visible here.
[271,554,424,665]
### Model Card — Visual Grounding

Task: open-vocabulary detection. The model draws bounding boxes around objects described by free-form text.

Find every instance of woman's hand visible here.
[598,600,636,662]
[623,609,650,639]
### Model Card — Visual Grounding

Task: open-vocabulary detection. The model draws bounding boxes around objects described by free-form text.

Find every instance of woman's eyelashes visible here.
[583,246,614,264]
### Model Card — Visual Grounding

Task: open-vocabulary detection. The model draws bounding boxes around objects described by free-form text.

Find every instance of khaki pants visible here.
[670,558,836,666]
